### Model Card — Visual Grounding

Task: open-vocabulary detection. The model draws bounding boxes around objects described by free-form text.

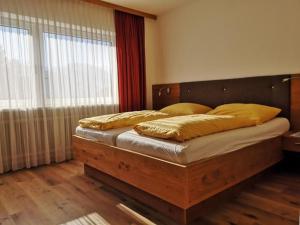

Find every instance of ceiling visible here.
[102,0,188,15]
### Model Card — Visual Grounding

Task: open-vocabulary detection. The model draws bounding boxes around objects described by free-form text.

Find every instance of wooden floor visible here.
[0,161,299,225]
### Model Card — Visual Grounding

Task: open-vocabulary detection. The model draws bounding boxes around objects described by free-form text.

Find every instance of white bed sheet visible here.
[116,118,290,164]
[75,126,132,146]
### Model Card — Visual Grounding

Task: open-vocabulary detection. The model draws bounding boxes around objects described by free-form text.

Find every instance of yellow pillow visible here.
[134,114,256,142]
[160,103,212,116]
[207,103,281,124]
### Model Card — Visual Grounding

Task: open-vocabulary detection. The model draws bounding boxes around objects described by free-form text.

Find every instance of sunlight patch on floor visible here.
[60,212,110,225]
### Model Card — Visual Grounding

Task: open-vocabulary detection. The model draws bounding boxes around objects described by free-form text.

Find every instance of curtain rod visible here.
[83,0,157,20]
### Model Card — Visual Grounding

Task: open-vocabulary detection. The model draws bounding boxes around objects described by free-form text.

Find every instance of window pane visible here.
[0,25,36,108]
[43,33,117,106]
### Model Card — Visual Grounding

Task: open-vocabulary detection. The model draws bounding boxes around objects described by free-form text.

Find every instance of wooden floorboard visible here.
[0,161,299,225]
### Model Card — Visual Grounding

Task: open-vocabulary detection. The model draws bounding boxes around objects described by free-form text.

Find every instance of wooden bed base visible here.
[84,163,276,224]
[73,135,283,224]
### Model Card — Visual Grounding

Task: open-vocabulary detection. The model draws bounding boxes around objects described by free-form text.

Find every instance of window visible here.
[0,25,37,108]
[0,12,118,109]
[43,33,115,105]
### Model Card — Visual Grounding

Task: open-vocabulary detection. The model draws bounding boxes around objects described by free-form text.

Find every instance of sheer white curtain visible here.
[0,0,118,173]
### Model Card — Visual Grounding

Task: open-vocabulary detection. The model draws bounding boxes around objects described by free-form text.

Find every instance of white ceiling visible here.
[103,0,188,15]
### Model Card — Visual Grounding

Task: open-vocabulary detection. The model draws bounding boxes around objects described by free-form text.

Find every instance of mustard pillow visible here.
[134,114,256,142]
[207,103,281,124]
[160,103,212,116]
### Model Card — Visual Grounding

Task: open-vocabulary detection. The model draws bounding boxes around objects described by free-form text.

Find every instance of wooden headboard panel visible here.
[291,74,300,129]
[153,75,291,118]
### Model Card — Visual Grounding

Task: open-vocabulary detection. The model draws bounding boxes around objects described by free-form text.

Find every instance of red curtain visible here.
[115,10,146,112]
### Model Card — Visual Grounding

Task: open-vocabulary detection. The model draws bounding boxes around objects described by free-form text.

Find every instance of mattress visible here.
[75,126,131,146]
[116,118,290,164]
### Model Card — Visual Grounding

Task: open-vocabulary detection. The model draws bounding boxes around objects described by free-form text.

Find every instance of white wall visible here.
[157,0,300,84]
[145,18,161,109]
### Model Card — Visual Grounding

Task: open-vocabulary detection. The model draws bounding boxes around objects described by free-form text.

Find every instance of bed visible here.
[73,75,291,225]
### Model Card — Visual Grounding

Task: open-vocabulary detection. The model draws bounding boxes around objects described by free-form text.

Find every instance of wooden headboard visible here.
[153,75,291,118]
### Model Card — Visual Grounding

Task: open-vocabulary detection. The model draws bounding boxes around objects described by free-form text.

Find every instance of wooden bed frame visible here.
[73,75,292,224]
[73,135,282,224]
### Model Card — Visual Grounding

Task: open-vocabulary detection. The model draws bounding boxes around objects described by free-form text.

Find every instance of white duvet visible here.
[116,118,290,164]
